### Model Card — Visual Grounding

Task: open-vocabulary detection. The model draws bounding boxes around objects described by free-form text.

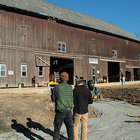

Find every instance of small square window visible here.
[0,64,6,77]
[112,50,117,58]
[21,65,27,77]
[57,42,66,52]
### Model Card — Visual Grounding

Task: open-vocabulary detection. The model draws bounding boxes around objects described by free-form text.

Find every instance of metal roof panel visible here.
[0,0,140,42]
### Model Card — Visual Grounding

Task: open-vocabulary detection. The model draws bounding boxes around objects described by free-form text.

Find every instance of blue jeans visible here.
[53,110,74,140]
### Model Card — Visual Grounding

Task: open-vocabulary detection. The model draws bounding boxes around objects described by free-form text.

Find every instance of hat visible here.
[60,72,69,81]
[77,79,84,84]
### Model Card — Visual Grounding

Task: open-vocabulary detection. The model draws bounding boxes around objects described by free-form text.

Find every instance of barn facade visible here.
[0,0,140,87]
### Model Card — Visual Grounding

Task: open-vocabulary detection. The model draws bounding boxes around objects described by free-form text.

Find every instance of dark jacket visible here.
[73,85,93,114]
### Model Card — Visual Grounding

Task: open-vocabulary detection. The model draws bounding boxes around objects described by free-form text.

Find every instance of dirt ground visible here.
[99,83,140,106]
[0,88,98,134]
[0,82,140,136]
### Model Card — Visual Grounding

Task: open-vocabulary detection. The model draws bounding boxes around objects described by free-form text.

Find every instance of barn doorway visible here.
[108,62,120,82]
[125,71,131,81]
[134,68,140,80]
[50,57,74,84]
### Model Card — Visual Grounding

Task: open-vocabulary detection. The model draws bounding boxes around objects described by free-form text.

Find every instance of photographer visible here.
[87,79,100,97]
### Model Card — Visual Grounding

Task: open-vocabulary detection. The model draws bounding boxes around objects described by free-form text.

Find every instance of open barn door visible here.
[108,62,120,82]
[134,68,140,80]
[50,57,74,84]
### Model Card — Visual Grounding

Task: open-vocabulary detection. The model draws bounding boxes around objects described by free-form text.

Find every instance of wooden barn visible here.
[0,0,140,88]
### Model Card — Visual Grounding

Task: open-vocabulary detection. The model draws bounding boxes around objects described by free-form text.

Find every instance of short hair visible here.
[60,72,69,81]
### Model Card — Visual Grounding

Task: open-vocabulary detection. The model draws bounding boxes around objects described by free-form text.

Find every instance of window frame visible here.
[57,42,66,52]
[39,66,43,77]
[0,64,6,77]
[112,49,118,58]
[21,65,27,77]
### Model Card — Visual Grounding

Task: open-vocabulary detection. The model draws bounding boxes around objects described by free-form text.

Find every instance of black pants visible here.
[53,110,74,140]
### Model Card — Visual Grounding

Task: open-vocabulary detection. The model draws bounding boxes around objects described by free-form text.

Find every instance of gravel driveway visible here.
[87,100,140,140]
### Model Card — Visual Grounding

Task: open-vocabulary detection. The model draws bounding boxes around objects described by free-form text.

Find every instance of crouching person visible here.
[87,79,100,98]
[73,79,93,140]
[51,72,74,140]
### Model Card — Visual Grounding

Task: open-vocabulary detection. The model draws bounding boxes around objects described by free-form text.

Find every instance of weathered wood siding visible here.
[0,9,140,86]
[0,47,35,86]
[0,10,140,59]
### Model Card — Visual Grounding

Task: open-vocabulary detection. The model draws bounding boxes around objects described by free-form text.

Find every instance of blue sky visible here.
[44,0,140,37]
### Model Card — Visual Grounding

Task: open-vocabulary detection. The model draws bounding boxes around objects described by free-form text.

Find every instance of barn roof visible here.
[0,0,140,42]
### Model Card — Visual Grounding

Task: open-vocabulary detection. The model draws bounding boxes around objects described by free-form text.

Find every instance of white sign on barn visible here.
[89,58,98,64]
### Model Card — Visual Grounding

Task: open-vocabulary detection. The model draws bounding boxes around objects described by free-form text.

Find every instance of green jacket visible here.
[56,81,73,111]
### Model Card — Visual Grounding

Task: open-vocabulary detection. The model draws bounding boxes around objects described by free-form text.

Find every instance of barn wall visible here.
[0,47,50,87]
[0,9,140,87]
[0,10,140,61]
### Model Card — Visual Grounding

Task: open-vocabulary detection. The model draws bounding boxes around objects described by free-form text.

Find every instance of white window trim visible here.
[112,49,118,58]
[0,64,6,77]
[39,66,44,77]
[21,65,27,77]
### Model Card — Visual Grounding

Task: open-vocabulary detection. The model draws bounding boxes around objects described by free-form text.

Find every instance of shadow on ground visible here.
[11,118,68,140]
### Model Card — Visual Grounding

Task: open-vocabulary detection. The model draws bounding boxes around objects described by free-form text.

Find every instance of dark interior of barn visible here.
[134,68,140,80]
[108,62,120,82]
[125,71,131,81]
[50,57,74,84]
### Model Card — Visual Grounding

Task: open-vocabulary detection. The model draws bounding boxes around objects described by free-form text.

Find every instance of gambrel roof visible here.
[0,0,140,42]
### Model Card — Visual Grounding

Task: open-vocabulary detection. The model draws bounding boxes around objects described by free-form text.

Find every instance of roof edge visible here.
[0,3,140,43]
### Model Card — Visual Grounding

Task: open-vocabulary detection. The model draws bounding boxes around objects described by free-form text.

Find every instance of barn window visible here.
[92,68,95,76]
[57,42,66,52]
[21,65,27,77]
[112,50,117,58]
[39,66,43,76]
[0,64,6,77]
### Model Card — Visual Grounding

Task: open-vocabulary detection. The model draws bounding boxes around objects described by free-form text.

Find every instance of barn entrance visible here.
[134,68,140,81]
[50,57,74,84]
[125,71,131,81]
[108,62,120,82]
